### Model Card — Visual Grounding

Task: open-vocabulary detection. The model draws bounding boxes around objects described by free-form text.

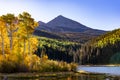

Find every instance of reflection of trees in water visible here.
[107,77,120,80]
[1,74,120,80]
[78,74,98,80]
[66,74,120,80]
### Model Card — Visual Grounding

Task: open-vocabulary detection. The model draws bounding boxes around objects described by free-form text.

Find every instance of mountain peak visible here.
[46,15,89,31]
[37,15,106,34]
[54,15,67,20]
[58,15,63,17]
[57,15,65,18]
[35,15,106,42]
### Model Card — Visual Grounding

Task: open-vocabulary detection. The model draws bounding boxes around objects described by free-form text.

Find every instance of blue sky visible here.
[0,0,120,30]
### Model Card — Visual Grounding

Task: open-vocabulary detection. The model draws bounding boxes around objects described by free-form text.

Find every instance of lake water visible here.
[3,74,120,80]
[1,66,120,80]
[77,66,120,75]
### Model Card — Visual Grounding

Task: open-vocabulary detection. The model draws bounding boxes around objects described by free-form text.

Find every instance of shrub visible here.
[0,54,40,73]
[0,53,78,73]
[37,59,78,72]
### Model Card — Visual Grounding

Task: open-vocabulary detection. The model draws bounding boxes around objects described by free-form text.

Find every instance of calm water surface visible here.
[77,66,120,75]
[1,66,120,80]
[4,74,120,80]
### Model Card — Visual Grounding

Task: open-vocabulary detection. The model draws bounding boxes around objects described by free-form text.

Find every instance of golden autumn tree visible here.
[1,14,18,53]
[0,16,8,56]
[0,12,41,72]
[18,12,38,70]
[18,12,38,55]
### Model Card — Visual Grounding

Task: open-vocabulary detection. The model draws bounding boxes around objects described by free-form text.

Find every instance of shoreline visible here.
[78,64,120,67]
[0,71,119,79]
[0,65,120,79]
[0,72,77,79]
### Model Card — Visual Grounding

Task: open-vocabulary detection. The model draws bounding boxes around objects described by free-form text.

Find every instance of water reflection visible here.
[2,74,120,80]
[68,75,120,80]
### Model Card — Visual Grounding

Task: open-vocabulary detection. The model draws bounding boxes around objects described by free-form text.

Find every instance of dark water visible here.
[2,74,120,80]
[1,66,120,80]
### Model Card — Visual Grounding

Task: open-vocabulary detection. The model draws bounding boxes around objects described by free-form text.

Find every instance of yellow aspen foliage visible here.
[24,54,40,70]
[41,54,48,63]
[0,17,9,55]
[1,14,18,53]
[29,37,38,52]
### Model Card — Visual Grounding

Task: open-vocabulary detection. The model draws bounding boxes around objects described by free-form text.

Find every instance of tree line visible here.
[79,28,120,64]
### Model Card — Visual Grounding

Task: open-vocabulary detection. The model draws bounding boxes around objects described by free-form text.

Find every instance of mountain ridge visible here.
[34,15,106,43]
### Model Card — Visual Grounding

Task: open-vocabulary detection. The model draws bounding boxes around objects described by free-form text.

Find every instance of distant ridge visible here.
[46,15,92,33]
[34,15,106,43]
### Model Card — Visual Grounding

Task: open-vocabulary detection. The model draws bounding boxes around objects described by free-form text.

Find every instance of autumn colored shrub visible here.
[70,63,78,71]
[37,58,77,72]
[0,54,27,73]
[0,54,41,73]
[0,54,77,73]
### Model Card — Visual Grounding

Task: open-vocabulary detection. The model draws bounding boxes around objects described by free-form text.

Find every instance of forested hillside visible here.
[80,28,120,64]
[34,30,97,43]
[36,28,120,64]
[35,37,81,63]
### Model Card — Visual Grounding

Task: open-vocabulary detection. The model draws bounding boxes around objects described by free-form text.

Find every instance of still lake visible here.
[1,66,120,80]
[77,66,120,75]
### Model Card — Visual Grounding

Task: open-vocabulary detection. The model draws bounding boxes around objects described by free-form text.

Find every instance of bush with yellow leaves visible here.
[0,53,41,73]
[37,57,77,72]
[0,51,77,73]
